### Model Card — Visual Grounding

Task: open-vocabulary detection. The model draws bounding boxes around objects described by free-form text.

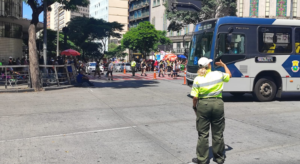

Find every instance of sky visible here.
[23,2,44,22]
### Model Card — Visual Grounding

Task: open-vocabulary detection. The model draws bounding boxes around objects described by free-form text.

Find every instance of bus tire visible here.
[230,92,245,97]
[253,77,277,102]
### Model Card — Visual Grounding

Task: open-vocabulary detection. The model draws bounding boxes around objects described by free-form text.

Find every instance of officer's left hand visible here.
[215,60,225,67]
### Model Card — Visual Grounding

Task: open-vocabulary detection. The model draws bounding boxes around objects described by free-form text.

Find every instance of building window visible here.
[293,0,297,17]
[239,0,243,17]
[0,21,22,39]
[153,0,156,6]
[0,0,23,18]
[170,31,173,36]
[177,30,181,36]
[157,0,160,5]
[266,0,270,17]
[184,25,189,34]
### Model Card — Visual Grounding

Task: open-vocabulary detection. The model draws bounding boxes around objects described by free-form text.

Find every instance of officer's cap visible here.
[198,57,212,67]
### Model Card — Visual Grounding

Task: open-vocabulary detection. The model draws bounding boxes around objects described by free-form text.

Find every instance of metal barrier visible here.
[0,64,77,90]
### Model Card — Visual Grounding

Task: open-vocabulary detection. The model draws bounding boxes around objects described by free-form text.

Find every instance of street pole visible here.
[290,0,293,19]
[43,0,47,65]
[56,6,60,57]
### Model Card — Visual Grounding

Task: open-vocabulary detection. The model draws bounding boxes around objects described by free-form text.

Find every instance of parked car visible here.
[86,62,104,75]
[114,63,122,72]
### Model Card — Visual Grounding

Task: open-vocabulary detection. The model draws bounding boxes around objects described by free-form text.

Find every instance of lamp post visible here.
[43,0,47,65]
[57,5,63,57]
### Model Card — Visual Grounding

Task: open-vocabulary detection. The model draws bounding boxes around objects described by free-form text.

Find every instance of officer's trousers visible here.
[131,67,135,76]
[196,98,225,164]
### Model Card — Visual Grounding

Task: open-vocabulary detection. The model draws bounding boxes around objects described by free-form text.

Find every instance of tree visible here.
[153,30,172,51]
[165,0,237,31]
[23,0,89,91]
[36,29,78,57]
[106,43,127,59]
[67,17,124,59]
[121,22,164,57]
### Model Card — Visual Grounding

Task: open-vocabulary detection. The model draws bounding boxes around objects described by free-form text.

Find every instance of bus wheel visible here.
[230,92,245,97]
[253,77,277,102]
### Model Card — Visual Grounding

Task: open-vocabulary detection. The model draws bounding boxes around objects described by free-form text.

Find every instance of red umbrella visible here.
[61,49,81,56]
[163,54,177,61]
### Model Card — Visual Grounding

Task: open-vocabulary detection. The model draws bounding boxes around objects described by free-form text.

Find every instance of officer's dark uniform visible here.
[191,61,230,164]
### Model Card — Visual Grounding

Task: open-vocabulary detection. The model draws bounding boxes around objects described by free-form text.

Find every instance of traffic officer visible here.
[191,57,232,164]
[131,59,136,76]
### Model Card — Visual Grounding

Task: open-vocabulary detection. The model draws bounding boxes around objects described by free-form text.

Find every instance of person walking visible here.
[191,57,232,164]
[131,59,136,76]
[107,60,114,81]
[141,59,147,76]
[158,60,164,77]
[94,61,101,78]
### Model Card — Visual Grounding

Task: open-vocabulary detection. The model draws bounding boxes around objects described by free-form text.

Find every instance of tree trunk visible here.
[28,17,41,91]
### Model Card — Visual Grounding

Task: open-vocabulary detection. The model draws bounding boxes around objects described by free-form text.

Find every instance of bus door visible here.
[214,25,251,92]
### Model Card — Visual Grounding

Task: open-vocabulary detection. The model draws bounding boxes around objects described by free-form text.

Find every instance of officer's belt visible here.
[199,97,221,100]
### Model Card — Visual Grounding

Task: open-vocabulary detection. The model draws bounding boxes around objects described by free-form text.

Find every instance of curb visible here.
[0,85,75,93]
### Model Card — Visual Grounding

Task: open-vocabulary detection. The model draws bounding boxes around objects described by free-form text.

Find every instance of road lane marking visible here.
[0,126,136,143]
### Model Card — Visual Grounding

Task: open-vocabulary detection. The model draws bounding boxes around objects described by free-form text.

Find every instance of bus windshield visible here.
[188,32,214,66]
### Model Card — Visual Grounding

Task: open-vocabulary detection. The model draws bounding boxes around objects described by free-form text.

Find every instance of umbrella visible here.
[177,55,187,59]
[163,54,177,61]
[61,49,81,56]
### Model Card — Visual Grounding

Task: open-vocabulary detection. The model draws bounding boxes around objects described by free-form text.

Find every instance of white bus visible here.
[186,17,300,101]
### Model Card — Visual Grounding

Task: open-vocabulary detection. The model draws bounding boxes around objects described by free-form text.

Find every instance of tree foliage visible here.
[165,0,237,31]
[106,43,127,59]
[36,29,78,57]
[67,17,124,59]
[121,22,171,56]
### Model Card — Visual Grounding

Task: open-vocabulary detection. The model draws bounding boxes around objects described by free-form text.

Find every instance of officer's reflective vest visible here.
[131,61,136,67]
[191,70,230,98]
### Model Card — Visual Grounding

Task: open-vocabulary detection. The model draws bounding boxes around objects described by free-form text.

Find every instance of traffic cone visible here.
[123,67,126,74]
[153,69,157,80]
[183,68,187,85]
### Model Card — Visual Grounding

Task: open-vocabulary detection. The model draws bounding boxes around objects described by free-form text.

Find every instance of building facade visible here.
[0,0,42,60]
[129,0,150,29]
[150,0,194,55]
[90,0,129,60]
[237,0,299,18]
[47,2,90,31]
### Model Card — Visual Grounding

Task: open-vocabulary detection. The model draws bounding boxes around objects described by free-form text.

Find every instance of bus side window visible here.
[217,33,245,55]
[295,28,300,53]
[259,27,292,54]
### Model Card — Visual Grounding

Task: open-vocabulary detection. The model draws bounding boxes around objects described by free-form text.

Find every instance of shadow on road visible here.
[187,92,300,102]
[77,80,160,89]
[208,145,233,163]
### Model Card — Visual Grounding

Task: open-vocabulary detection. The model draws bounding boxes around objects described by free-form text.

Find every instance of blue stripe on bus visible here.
[282,55,300,77]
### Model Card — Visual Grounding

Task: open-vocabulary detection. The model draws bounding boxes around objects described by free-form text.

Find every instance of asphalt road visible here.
[0,77,300,164]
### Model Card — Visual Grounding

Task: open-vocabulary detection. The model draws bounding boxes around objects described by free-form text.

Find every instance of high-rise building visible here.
[0,0,43,59]
[237,0,299,18]
[90,0,129,52]
[129,0,150,29]
[47,2,90,31]
[150,0,194,55]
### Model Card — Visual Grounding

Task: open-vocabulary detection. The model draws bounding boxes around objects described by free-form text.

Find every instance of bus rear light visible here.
[290,80,294,83]
[245,75,249,78]
[286,75,290,78]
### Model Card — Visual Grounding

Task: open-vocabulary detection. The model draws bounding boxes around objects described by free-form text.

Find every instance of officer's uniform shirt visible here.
[191,69,230,98]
